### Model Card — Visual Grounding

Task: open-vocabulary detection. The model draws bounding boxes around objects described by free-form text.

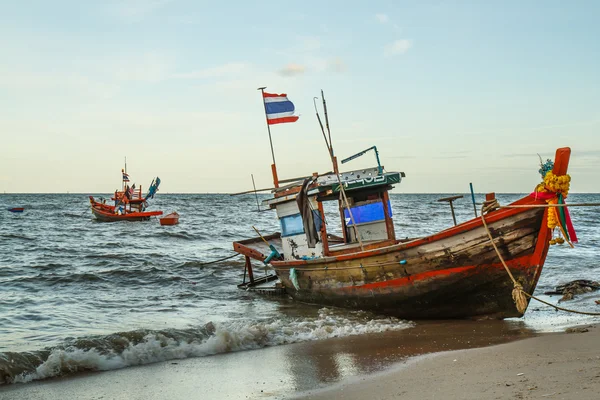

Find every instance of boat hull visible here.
[271,205,550,319]
[159,212,179,226]
[89,197,162,222]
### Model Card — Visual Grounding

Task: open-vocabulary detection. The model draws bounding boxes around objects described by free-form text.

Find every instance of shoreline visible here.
[0,319,559,400]
[296,324,600,400]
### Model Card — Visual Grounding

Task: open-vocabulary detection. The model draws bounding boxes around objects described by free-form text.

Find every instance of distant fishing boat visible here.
[89,160,163,222]
[231,89,578,319]
[159,212,180,226]
[7,207,24,213]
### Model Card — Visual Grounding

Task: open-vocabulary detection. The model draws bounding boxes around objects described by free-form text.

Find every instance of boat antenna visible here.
[321,89,333,156]
[313,97,331,155]
[314,91,364,250]
[251,174,261,212]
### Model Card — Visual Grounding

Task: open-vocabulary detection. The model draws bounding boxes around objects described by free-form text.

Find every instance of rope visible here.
[498,202,600,208]
[481,199,600,316]
[189,253,241,266]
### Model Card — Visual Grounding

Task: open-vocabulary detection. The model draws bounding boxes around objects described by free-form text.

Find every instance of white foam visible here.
[13,308,412,383]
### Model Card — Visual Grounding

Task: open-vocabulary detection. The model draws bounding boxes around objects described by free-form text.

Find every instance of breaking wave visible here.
[0,308,412,385]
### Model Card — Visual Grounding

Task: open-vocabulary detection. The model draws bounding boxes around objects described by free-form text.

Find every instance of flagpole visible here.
[258,86,280,188]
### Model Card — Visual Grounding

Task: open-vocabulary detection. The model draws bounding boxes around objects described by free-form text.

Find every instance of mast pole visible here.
[321,89,333,157]
[122,156,127,191]
[317,90,363,250]
[258,87,279,188]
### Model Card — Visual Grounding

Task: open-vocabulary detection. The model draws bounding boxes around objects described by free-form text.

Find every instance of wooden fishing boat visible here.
[89,162,163,222]
[233,147,574,319]
[7,207,24,213]
[159,212,180,226]
[89,197,163,222]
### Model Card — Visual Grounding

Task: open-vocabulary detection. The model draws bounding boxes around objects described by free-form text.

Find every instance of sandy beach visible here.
[298,324,600,400]
[0,320,598,400]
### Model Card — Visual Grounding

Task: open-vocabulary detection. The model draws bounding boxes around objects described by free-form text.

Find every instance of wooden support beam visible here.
[245,256,255,284]
[318,200,330,256]
[381,190,396,240]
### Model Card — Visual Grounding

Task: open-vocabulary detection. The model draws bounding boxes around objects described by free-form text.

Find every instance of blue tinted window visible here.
[344,201,392,226]
[280,211,323,237]
[280,213,304,237]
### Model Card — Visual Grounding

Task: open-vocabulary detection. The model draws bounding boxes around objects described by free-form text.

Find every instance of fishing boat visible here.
[7,207,24,213]
[89,163,163,222]
[159,212,180,226]
[232,89,577,319]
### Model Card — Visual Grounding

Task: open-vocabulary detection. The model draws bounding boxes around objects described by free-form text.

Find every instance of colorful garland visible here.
[532,159,577,246]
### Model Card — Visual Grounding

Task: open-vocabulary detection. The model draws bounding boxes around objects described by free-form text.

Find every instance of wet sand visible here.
[0,321,598,400]
[298,324,600,400]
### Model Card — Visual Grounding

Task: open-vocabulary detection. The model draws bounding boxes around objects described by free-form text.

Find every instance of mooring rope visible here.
[481,199,600,316]
[189,253,241,266]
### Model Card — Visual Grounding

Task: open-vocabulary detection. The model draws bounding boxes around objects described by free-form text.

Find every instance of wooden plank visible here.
[552,147,571,176]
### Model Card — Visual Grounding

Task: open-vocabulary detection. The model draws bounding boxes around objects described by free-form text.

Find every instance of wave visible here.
[0,308,412,385]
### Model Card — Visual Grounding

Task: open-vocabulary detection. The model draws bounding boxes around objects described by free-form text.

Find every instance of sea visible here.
[1,193,599,391]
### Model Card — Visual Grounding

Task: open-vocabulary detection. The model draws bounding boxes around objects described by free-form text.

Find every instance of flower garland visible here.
[532,159,577,246]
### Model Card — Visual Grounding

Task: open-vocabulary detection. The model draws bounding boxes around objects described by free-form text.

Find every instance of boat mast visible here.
[122,156,127,191]
[315,91,364,250]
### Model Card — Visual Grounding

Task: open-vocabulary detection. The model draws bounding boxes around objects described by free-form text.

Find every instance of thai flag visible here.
[122,172,130,182]
[263,92,299,125]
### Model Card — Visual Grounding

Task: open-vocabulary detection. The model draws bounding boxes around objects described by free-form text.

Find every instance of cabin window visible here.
[280,214,304,237]
[280,211,323,237]
[344,200,392,226]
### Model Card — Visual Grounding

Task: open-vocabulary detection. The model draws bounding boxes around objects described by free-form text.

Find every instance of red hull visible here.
[159,212,180,226]
[89,197,162,222]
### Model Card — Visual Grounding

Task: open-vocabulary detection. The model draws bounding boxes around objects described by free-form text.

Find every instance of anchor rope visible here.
[481,199,600,316]
[188,253,241,266]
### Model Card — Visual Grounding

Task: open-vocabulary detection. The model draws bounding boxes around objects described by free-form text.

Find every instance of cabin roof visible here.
[263,167,405,207]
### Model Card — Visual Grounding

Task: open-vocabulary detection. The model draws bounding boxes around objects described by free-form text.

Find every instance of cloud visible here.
[384,39,413,56]
[375,13,389,24]
[277,58,346,76]
[278,63,306,77]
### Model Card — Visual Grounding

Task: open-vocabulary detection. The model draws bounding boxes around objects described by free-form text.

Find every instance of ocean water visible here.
[0,193,599,386]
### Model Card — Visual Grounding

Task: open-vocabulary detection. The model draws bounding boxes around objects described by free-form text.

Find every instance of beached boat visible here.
[231,90,577,319]
[89,165,163,222]
[159,212,180,226]
[233,147,574,319]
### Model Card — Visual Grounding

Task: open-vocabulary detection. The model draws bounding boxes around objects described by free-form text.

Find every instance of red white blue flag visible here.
[122,171,130,182]
[263,92,299,125]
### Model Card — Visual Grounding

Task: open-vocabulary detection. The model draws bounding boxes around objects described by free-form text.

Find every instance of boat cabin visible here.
[262,167,405,261]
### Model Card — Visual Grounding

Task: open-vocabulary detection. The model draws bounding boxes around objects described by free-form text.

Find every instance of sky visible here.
[1,0,599,194]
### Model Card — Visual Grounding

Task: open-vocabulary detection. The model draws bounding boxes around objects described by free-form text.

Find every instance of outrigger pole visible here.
[258,87,280,188]
[315,91,364,251]
[251,174,261,212]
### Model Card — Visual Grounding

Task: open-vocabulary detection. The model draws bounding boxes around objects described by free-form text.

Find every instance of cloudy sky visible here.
[1,1,598,193]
